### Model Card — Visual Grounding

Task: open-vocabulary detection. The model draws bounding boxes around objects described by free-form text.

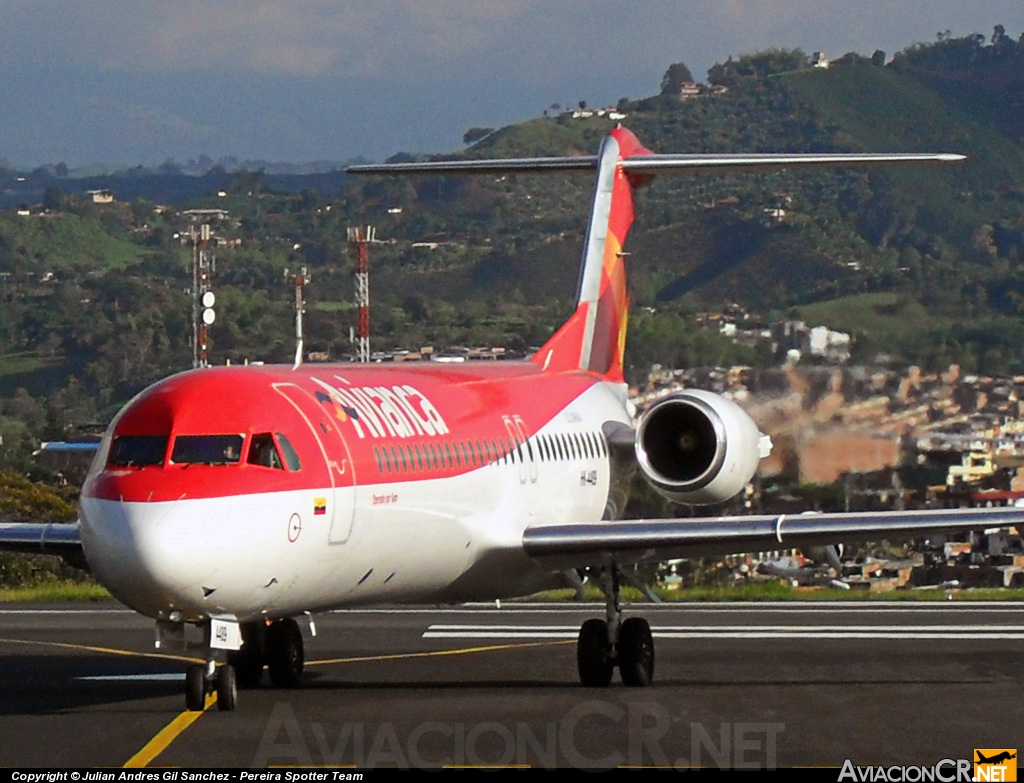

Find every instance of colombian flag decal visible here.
[313,498,327,515]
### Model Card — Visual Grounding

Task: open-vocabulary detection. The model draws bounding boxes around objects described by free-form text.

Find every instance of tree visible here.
[462,127,494,145]
[42,186,65,212]
[578,100,587,110]
[660,61,694,94]
[871,50,886,66]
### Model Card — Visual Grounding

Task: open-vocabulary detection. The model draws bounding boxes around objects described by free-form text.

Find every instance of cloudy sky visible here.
[2,1,1023,167]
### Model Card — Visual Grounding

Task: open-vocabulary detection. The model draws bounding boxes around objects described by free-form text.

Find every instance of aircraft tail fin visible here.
[530,127,650,382]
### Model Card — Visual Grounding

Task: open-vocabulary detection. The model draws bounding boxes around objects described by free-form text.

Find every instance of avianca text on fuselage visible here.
[311,377,450,439]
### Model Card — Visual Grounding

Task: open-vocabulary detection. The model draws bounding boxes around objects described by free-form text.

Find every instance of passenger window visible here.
[110,435,168,467]
[275,433,302,470]
[248,433,284,469]
[373,446,383,473]
[171,434,243,465]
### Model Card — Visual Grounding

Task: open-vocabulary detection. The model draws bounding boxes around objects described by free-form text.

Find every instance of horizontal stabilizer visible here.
[523,506,1021,569]
[619,152,966,176]
[348,152,964,177]
[347,157,597,175]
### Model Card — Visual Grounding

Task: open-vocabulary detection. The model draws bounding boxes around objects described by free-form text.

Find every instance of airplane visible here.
[976,751,1017,765]
[2,125,1021,714]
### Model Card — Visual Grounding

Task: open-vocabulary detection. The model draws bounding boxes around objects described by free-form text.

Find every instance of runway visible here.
[2,601,1022,768]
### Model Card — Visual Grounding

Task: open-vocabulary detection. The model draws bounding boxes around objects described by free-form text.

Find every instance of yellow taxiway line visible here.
[124,692,217,768]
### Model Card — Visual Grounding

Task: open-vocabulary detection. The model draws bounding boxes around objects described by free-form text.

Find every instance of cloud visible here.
[9,0,541,78]
[2,0,1024,165]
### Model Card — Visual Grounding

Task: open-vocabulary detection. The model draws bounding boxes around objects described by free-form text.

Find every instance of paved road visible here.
[1,601,1022,769]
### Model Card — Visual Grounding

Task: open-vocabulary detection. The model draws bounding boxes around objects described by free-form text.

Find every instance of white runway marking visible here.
[75,673,184,682]
[423,623,1024,640]
[0,609,133,614]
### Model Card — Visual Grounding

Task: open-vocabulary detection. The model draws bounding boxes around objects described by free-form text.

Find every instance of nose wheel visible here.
[185,660,238,712]
[576,566,655,687]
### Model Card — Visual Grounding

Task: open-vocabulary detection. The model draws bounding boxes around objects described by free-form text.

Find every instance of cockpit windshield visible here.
[109,435,168,467]
[170,434,244,465]
[248,433,283,469]
[247,432,302,471]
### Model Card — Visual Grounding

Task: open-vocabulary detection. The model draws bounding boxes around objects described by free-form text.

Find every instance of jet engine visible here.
[635,390,769,506]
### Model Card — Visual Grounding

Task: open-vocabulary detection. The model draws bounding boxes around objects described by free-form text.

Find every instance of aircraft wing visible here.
[0,521,85,563]
[522,507,1022,569]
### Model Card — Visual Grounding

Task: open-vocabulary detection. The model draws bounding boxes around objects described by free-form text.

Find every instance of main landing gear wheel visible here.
[575,565,656,688]
[617,617,654,687]
[268,617,304,688]
[577,618,614,687]
[229,621,265,689]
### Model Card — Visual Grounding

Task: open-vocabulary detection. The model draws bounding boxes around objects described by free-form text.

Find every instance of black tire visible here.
[185,664,207,711]
[229,622,265,689]
[617,617,654,687]
[267,618,304,688]
[577,618,614,687]
[216,664,238,711]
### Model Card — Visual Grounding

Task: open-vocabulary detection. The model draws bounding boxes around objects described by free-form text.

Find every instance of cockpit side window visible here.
[171,434,243,465]
[109,435,168,467]
[248,433,284,469]
[275,433,302,471]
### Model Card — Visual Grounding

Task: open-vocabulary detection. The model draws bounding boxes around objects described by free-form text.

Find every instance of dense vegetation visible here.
[6,29,1024,474]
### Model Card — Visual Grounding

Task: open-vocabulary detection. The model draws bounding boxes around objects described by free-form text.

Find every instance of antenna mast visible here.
[285,266,309,368]
[190,223,216,368]
[348,226,374,363]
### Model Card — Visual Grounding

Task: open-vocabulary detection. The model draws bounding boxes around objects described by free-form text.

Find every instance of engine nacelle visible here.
[635,389,768,506]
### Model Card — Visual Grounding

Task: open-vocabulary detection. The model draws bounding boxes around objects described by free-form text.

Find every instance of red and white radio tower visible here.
[347,226,374,363]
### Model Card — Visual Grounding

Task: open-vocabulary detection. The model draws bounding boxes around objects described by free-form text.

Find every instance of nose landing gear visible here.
[576,565,655,688]
[185,659,237,712]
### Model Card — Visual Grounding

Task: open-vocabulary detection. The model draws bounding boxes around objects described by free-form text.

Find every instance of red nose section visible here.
[84,367,343,502]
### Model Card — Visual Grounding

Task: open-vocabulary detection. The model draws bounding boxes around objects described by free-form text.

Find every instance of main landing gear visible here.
[184,617,305,712]
[576,566,655,688]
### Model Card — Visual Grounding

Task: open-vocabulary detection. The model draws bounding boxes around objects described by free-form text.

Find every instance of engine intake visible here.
[635,390,767,506]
